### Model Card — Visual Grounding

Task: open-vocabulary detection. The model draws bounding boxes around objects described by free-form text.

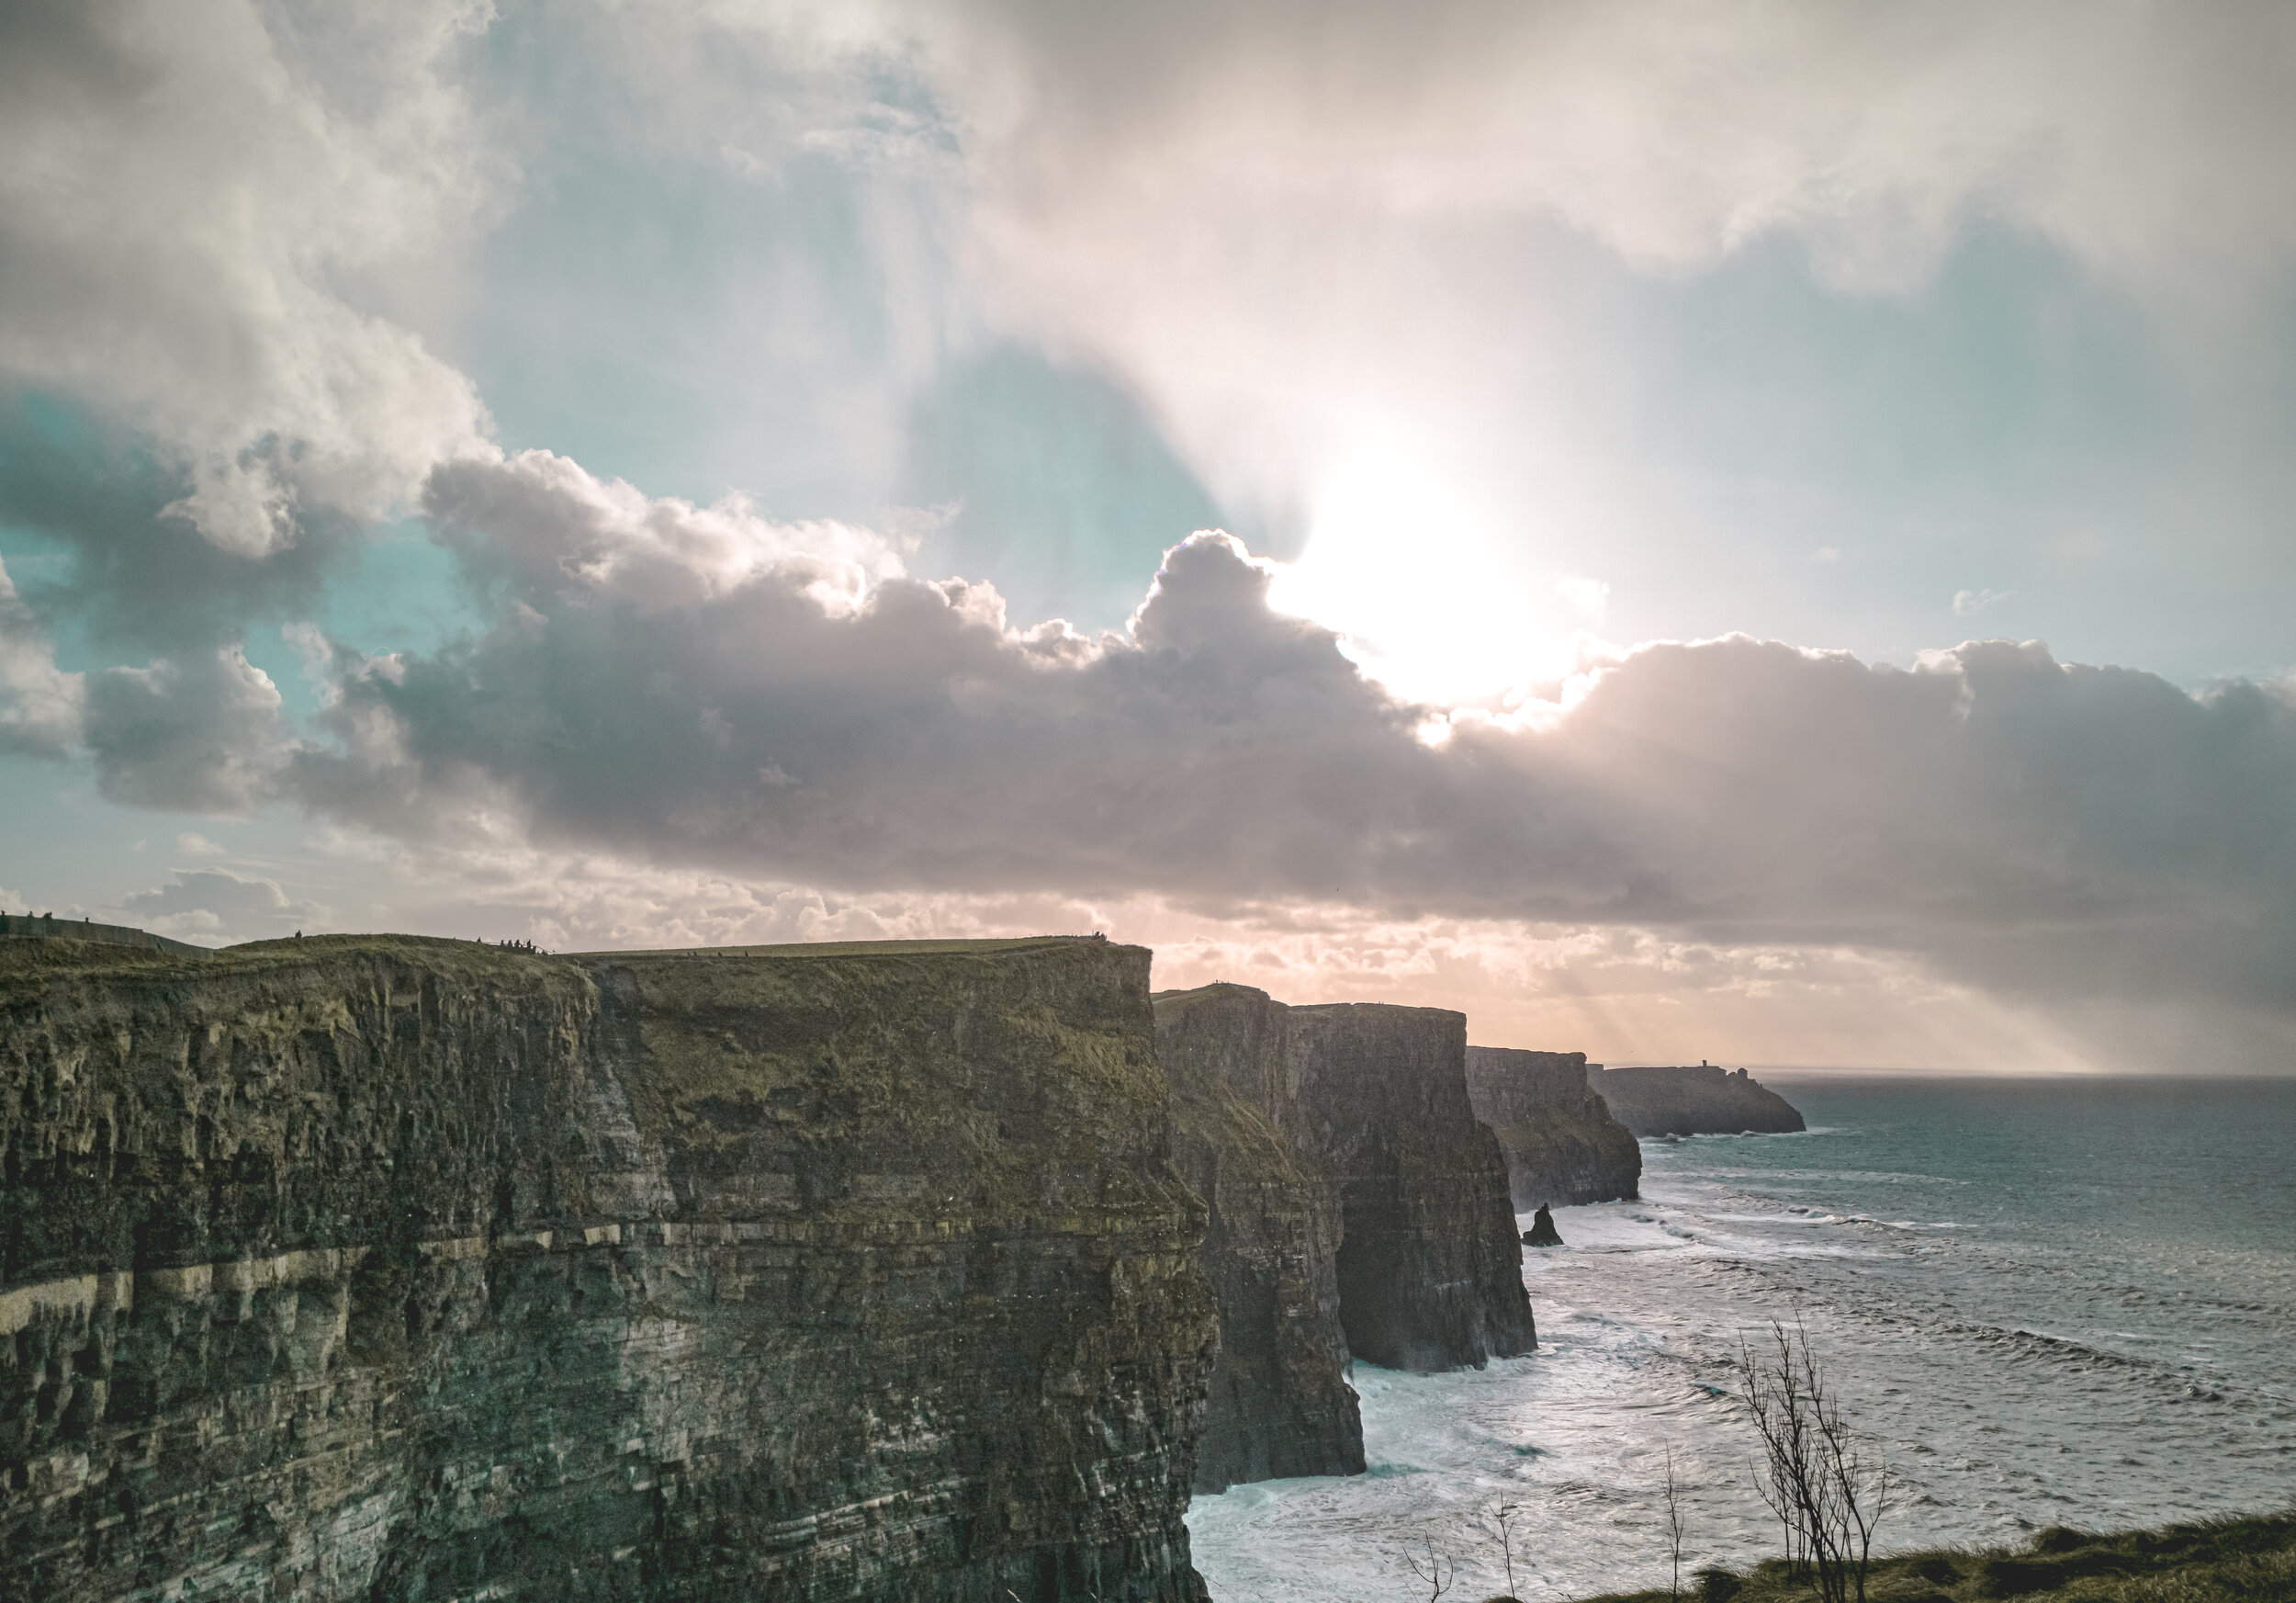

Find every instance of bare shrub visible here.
[1736,1315,1891,1603]
[1490,1496,1527,1599]
[1401,1533,1456,1601]
[1662,1446,1686,1601]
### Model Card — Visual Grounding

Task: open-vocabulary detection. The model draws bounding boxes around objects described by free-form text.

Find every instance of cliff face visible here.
[1284,1005,1534,1373]
[1155,986,1532,1393]
[0,933,1215,1603]
[1463,1047,1641,1207]
[1152,986,1360,1494]
[1593,1064,1806,1136]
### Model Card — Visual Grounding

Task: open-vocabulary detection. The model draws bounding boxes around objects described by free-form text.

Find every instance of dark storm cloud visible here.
[256,453,2296,1027]
[0,404,365,654]
[83,647,297,814]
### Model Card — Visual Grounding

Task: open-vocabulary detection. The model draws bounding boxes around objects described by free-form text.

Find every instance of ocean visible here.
[1185,1075,2296,1602]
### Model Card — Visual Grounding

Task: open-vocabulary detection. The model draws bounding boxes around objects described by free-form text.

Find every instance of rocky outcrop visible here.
[1522,1205,1562,1247]
[1463,1046,1641,1207]
[0,933,1216,1603]
[1155,986,1532,1394]
[1154,987,1361,1494]
[1288,1004,1534,1373]
[1593,1064,1806,1136]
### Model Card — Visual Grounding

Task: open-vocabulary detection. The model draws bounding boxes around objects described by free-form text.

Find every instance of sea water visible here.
[1185,1076,2296,1602]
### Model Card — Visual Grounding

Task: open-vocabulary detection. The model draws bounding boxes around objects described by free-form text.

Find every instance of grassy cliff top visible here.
[0,932,580,997]
[1571,1512,2296,1603]
[579,934,1130,961]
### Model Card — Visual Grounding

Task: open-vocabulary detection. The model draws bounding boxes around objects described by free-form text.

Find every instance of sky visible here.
[5,0,2296,1073]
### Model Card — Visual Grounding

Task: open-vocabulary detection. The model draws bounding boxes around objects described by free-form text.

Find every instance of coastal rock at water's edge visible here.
[1592,1063,1806,1137]
[1522,1204,1563,1247]
[0,934,1215,1602]
[1464,1046,1641,1207]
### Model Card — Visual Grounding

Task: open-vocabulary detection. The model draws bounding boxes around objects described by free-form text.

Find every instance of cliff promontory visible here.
[1155,987,1532,1398]
[1463,1046,1641,1207]
[0,933,1216,1603]
[1593,1063,1806,1136]
[1153,986,1361,1494]
[1289,1004,1534,1373]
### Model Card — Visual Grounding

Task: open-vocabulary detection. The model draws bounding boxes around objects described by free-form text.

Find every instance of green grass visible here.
[568,934,1115,959]
[1559,1513,2296,1603]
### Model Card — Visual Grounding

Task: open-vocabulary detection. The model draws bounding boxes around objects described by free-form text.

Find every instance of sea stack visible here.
[1,933,1217,1603]
[1592,1063,1806,1136]
[1522,1204,1563,1247]
[1464,1045,1642,1206]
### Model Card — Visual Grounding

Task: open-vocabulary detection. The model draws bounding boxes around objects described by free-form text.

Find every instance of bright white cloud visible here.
[0,0,497,553]
[0,555,85,757]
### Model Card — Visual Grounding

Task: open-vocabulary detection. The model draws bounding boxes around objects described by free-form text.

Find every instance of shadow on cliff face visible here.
[0,932,1220,1603]
[1154,984,1535,1496]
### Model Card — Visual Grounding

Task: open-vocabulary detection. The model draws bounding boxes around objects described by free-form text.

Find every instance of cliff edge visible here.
[0,933,1215,1603]
[1154,985,1362,1494]
[1593,1063,1806,1137]
[1287,1004,1534,1373]
[1463,1046,1641,1208]
[1157,987,1532,1394]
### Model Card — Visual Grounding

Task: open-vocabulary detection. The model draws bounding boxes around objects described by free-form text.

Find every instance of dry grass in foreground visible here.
[1560,1512,2296,1603]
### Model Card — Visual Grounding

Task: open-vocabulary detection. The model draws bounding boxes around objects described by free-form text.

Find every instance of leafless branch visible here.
[1401,1533,1456,1602]
[1735,1315,1890,1603]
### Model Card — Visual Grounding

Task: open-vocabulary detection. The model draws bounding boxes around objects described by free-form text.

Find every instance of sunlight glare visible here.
[1265,429,1578,706]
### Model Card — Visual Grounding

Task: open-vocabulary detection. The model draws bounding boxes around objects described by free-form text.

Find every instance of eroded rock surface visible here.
[1593,1064,1806,1136]
[1153,986,1360,1494]
[1287,1004,1534,1373]
[1155,986,1532,1403]
[0,933,1215,1603]
[1464,1046,1641,1207]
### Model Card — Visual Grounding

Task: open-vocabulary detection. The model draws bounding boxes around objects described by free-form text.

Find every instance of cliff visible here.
[1287,1004,1534,1373]
[1155,986,1532,1390]
[1152,986,1361,1494]
[0,933,1216,1603]
[1463,1047,1641,1208]
[1592,1064,1806,1137]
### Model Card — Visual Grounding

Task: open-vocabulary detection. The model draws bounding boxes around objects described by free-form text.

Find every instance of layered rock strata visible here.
[1153,987,1361,1494]
[0,933,1216,1603]
[1286,1004,1534,1373]
[1463,1046,1641,1207]
[1593,1064,1806,1136]
[1154,986,1532,1398]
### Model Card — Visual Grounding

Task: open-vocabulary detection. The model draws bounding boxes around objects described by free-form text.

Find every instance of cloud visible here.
[870,0,2296,297]
[0,0,496,555]
[1953,586,2013,616]
[186,473,2290,1064]
[0,554,85,756]
[121,867,326,943]
[83,647,298,813]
